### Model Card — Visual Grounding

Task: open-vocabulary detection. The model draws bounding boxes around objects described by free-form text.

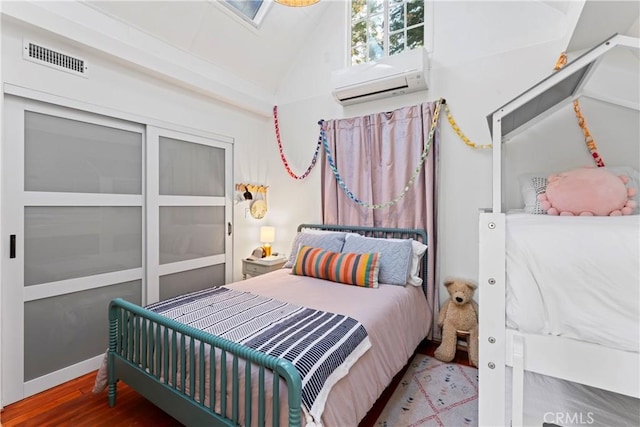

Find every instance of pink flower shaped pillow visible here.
[537,167,637,216]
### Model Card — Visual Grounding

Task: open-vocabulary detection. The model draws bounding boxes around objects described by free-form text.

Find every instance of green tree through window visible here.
[351,0,425,65]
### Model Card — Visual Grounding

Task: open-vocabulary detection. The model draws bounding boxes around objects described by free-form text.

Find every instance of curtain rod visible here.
[320,98,447,123]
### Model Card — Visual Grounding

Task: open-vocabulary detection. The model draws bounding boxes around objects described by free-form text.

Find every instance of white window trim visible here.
[346,0,434,67]
[212,0,274,33]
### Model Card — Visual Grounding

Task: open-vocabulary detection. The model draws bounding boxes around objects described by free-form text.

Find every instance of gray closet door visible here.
[146,127,233,303]
[2,98,144,404]
[1,98,233,405]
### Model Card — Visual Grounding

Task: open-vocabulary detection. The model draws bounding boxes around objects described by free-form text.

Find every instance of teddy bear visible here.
[537,167,637,216]
[434,278,479,367]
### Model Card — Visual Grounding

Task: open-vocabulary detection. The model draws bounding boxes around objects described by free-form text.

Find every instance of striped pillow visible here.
[292,245,380,288]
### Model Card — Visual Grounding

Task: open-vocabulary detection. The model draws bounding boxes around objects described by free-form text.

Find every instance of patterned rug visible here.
[375,354,478,427]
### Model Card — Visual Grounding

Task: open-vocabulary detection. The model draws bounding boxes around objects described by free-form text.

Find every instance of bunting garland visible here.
[554,52,568,71]
[573,101,605,167]
[273,105,323,180]
[322,99,443,209]
[554,52,605,167]
[444,103,492,149]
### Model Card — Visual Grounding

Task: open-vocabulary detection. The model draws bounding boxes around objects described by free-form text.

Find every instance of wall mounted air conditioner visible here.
[331,48,428,106]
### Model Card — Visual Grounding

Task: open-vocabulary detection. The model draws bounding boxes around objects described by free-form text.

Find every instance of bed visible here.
[479,34,640,427]
[103,224,430,426]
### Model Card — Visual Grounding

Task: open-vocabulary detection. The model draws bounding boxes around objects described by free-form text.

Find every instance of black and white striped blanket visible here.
[146,286,371,423]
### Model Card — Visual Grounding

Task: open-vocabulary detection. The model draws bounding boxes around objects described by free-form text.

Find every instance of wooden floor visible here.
[1,341,472,427]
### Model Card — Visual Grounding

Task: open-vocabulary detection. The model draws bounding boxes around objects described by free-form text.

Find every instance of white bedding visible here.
[227,268,430,426]
[505,213,640,352]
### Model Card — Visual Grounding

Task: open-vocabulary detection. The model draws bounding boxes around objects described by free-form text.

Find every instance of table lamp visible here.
[260,226,275,257]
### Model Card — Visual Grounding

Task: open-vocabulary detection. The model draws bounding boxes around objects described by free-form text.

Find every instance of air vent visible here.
[23,40,88,77]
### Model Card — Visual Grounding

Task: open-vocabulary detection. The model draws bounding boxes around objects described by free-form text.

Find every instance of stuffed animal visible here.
[537,167,637,216]
[434,278,479,367]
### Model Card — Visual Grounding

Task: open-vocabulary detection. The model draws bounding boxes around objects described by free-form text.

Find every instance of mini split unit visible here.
[331,48,429,106]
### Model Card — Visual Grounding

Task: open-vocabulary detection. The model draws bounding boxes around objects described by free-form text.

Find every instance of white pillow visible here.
[518,173,548,214]
[406,239,427,286]
[344,234,427,286]
[608,166,640,206]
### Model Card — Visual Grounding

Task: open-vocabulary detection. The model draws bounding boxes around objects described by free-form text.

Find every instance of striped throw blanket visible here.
[146,286,371,423]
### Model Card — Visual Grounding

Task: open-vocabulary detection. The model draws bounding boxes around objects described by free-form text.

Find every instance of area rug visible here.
[375,354,478,427]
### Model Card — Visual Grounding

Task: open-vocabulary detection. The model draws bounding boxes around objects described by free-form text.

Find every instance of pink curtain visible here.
[321,101,439,338]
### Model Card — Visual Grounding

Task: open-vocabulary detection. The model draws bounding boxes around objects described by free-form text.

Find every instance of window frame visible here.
[216,0,273,31]
[348,0,433,67]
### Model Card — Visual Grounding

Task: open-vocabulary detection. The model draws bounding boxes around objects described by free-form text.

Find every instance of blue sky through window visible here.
[225,0,264,20]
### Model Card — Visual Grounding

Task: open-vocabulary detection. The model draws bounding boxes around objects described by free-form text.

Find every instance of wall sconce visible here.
[260,226,275,257]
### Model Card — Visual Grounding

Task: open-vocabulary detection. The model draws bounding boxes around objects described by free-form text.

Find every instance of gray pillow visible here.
[342,235,412,286]
[283,232,346,268]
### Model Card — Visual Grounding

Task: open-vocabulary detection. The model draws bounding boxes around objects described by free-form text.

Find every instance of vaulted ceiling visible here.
[566,0,640,52]
[86,0,331,95]
[83,1,638,99]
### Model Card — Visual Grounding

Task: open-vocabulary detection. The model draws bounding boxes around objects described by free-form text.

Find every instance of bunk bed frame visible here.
[478,33,640,426]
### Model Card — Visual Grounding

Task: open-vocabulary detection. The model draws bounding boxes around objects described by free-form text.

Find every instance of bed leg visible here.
[108,382,117,407]
[511,334,524,427]
[108,351,117,407]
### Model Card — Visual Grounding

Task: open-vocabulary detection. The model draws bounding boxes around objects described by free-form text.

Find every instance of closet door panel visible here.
[24,206,142,286]
[159,206,225,264]
[3,97,232,405]
[159,265,225,301]
[25,111,142,194]
[1,96,145,405]
[24,280,142,381]
[159,136,225,197]
[147,126,232,304]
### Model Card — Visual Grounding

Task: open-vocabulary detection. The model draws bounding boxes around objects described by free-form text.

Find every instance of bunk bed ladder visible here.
[511,334,525,427]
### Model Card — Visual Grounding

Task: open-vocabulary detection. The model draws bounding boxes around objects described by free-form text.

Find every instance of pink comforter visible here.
[227,268,431,426]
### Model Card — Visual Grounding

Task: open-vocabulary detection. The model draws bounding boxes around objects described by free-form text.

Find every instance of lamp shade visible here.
[260,226,275,244]
[274,0,319,6]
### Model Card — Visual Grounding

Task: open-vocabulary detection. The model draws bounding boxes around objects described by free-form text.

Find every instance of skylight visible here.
[222,0,270,27]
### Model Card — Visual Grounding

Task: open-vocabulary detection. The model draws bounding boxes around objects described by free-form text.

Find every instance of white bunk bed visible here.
[479,33,640,427]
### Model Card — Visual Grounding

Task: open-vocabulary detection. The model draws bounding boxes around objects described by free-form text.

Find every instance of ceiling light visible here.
[274,0,319,6]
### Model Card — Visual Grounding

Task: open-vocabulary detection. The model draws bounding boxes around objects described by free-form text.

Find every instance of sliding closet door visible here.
[146,127,233,303]
[1,96,145,404]
[2,98,233,405]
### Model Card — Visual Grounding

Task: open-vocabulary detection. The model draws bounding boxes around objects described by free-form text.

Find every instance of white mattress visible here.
[227,268,430,426]
[505,213,640,352]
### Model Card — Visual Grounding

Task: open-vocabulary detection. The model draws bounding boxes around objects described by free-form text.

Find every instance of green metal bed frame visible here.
[108,224,428,426]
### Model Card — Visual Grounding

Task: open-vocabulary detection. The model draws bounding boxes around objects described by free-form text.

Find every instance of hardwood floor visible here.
[0,341,472,427]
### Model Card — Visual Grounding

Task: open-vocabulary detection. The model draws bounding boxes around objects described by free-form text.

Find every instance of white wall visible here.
[0,14,270,282]
[272,1,605,305]
[2,1,637,305]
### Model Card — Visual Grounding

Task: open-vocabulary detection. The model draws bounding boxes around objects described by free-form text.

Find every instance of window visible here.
[350,0,425,66]
[221,0,270,27]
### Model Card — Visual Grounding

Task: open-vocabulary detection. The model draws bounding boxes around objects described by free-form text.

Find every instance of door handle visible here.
[10,234,16,259]
[228,222,232,236]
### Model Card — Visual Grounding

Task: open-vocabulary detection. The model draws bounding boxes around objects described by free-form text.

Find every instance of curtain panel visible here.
[321,101,440,339]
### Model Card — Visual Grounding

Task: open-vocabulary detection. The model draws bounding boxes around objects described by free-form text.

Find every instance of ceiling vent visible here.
[23,40,88,77]
[331,48,428,106]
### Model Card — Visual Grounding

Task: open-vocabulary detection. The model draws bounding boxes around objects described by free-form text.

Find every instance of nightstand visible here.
[242,258,286,279]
